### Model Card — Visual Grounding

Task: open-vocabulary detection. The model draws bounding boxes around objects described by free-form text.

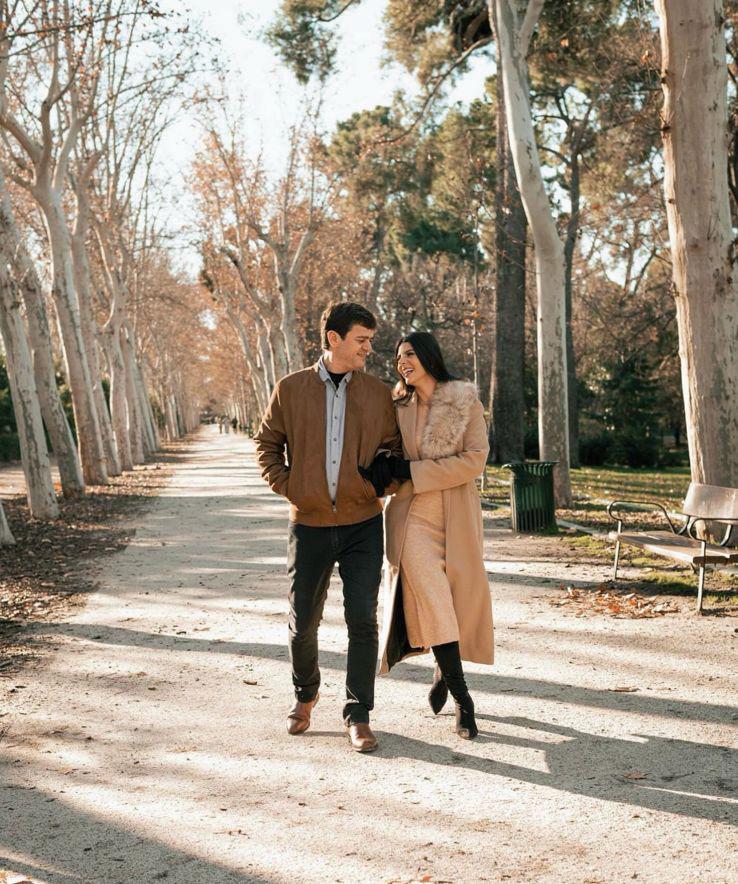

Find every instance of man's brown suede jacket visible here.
[254,362,402,526]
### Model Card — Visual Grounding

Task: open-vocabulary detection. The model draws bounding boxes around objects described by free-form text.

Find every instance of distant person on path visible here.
[254,302,402,753]
[361,331,493,740]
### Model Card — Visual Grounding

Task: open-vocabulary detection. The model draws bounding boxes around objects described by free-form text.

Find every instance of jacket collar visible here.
[315,356,354,386]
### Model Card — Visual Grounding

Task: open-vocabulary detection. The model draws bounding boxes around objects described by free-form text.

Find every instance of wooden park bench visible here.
[607,483,738,612]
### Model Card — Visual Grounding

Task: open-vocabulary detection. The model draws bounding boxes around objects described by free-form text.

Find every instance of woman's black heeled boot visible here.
[432,641,478,739]
[454,694,478,740]
[428,664,448,715]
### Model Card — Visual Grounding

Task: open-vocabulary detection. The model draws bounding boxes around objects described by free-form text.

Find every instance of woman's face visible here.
[396,341,428,386]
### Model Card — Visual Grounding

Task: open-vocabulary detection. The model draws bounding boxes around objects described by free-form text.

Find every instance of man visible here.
[254,302,401,753]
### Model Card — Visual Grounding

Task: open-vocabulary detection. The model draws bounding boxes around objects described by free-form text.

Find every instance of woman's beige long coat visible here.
[378,380,494,675]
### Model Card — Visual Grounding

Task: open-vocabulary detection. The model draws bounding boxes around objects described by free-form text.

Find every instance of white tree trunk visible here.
[39,189,109,485]
[103,328,133,470]
[492,0,572,504]
[126,327,158,455]
[138,355,162,450]
[229,311,269,413]
[122,329,145,463]
[164,391,178,440]
[71,220,121,476]
[138,360,161,450]
[655,0,738,486]
[0,499,14,545]
[0,166,83,497]
[0,270,59,519]
[275,257,305,373]
[267,320,289,382]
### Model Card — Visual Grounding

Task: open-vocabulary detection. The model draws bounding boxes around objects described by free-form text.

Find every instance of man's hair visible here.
[320,301,377,349]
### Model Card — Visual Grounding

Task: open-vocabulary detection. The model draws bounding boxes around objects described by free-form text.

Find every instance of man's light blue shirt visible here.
[317,356,353,503]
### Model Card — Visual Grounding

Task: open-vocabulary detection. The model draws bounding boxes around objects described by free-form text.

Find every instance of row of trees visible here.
[196,0,738,504]
[0,1,209,543]
[3,1,735,533]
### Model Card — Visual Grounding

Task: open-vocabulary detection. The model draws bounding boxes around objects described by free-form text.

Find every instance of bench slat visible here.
[608,530,735,565]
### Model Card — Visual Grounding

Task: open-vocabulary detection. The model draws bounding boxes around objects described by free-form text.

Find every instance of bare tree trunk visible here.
[40,191,109,485]
[270,256,304,377]
[163,386,178,440]
[103,329,133,470]
[257,328,275,395]
[0,498,13,545]
[492,0,572,504]
[564,149,581,468]
[0,268,59,519]
[655,0,738,486]
[132,354,159,453]
[121,327,145,463]
[230,311,269,411]
[0,166,83,496]
[267,319,289,381]
[489,48,526,463]
[95,224,134,470]
[71,220,121,476]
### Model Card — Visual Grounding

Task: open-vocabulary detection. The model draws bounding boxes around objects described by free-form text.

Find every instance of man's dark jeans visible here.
[287,514,383,725]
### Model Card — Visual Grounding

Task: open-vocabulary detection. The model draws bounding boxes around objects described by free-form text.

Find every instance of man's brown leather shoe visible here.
[346,722,378,753]
[286,693,319,735]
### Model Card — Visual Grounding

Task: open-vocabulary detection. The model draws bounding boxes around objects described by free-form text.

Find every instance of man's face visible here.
[327,324,375,371]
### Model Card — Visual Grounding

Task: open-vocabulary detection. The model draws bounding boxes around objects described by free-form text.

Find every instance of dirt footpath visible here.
[1,428,736,884]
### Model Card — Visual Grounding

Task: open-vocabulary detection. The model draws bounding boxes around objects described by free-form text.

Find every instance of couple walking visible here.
[254,302,493,753]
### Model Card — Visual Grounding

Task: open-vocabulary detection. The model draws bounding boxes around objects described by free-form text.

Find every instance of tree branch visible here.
[518,0,544,56]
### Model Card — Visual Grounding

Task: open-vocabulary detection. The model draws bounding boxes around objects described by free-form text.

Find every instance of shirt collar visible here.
[318,355,352,386]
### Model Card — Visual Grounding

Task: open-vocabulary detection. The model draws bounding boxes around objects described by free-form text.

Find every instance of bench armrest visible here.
[606,499,681,534]
[686,517,736,547]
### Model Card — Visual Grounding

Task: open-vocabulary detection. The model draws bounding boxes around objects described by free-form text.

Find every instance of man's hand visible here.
[359,454,394,497]
[387,455,412,481]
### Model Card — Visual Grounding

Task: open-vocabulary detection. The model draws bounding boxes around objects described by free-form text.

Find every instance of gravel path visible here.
[1,427,736,884]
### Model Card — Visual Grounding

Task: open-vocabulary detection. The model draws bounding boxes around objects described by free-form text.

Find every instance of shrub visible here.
[0,433,20,461]
[579,433,612,466]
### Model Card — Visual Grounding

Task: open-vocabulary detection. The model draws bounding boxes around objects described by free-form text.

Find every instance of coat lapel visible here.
[397,396,419,461]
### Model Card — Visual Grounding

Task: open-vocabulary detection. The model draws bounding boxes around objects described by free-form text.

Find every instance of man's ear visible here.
[326,330,343,350]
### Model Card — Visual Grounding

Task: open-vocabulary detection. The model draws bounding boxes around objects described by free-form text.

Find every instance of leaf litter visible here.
[550,584,679,618]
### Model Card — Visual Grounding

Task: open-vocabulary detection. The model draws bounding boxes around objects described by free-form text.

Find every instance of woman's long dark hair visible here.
[394,331,456,403]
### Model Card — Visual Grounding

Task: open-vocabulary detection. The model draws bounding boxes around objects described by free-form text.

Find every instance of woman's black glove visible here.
[387,456,412,481]
[359,454,394,497]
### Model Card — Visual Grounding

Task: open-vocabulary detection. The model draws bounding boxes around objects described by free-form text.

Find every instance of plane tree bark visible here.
[654,0,738,486]
[491,0,571,504]
[0,164,84,497]
[0,254,59,519]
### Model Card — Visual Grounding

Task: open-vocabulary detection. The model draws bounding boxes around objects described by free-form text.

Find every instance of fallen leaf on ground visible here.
[550,584,679,618]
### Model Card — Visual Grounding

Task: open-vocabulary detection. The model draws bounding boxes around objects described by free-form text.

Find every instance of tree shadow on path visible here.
[35,625,738,827]
[374,716,737,826]
[0,773,274,884]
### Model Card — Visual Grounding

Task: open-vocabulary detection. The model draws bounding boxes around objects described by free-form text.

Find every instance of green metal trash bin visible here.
[502,461,558,533]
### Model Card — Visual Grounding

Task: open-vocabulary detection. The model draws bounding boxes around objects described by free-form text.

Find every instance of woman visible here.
[362,332,493,740]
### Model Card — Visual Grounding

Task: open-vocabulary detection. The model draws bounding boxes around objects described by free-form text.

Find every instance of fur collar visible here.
[420,380,479,459]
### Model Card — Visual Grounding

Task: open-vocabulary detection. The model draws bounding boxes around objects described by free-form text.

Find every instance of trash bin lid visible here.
[502,460,558,475]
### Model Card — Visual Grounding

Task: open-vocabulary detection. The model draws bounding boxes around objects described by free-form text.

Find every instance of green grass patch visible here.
[486,463,690,507]
[483,463,693,532]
